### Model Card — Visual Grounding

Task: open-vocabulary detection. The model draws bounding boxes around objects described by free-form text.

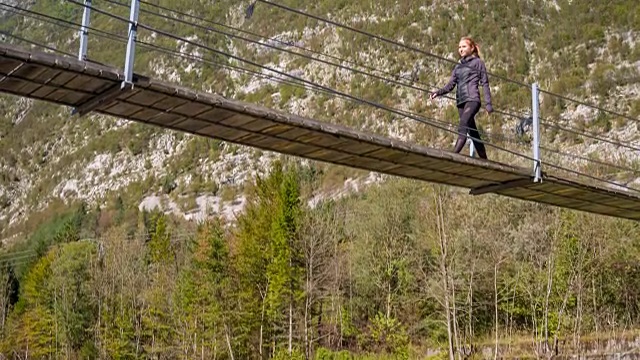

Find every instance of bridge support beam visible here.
[123,0,140,85]
[532,82,542,182]
[72,0,138,117]
[469,178,533,196]
[72,82,134,117]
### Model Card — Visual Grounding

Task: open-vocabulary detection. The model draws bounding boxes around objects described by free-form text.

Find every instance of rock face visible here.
[0,0,638,240]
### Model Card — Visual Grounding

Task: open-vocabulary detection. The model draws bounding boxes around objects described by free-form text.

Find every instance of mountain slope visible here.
[0,0,639,240]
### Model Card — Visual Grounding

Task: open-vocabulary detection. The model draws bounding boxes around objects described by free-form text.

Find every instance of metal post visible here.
[123,0,140,85]
[532,82,542,182]
[78,0,91,61]
[72,0,136,117]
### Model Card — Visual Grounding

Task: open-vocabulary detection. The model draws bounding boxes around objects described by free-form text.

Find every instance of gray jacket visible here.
[435,56,492,107]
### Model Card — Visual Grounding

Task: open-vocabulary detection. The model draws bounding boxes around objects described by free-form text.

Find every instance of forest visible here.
[1,162,639,359]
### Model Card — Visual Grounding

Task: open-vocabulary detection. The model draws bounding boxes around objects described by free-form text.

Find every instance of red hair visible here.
[461,36,481,57]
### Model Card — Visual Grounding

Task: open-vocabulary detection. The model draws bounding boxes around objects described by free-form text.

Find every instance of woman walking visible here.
[430,37,493,159]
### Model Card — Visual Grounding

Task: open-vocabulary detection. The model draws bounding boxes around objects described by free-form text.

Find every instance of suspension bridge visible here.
[1,0,640,221]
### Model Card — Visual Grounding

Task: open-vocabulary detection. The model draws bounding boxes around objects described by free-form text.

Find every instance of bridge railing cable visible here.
[0,29,75,57]
[8,0,525,159]
[0,3,130,56]
[242,0,640,171]
[539,120,640,153]
[101,0,527,124]
[249,0,532,91]
[540,146,640,175]
[132,0,543,157]
[139,42,529,149]
[537,108,640,192]
[250,0,640,128]
[539,136,640,192]
[2,4,421,126]
[4,3,518,159]
[102,0,525,122]
[63,0,536,164]
[539,89,640,125]
[134,37,529,149]
[95,0,537,162]
[3,4,357,118]
[250,0,536,116]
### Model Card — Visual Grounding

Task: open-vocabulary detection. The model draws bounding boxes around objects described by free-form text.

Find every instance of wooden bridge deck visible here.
[1,43,640,220]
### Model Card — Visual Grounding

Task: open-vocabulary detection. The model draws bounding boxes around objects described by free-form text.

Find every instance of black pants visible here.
[454,101,487,159]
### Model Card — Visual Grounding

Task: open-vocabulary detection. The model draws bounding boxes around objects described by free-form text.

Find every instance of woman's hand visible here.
[429,92,438,100]
[486,103,494,114]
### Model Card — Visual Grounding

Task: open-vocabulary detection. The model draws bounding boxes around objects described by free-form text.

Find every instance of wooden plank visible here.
[20,82,42,96]
[220,114,257,127]
[81,77,115,94]
[434,163,518,183]
[43,88,82,103]
[344,156,403,173]
[238,118,280,132]
[197,123,251,141]
[146,112,186,126]
[0,77,33,94]
[12,63,49,80]
[102,101,146,117]
[48,71,77,87]
[567,190,640,210]
[32,68,64,84]
[277,127,312,140]
[257,137,317,155]
[366,148,415,163]
[0,58,22,74]
[57,90,92,106]
[128,108,162,122]
[125,89,169,106]
[291,131,346,147]
[195,107,236,123]
[407,169,479,187]
[171,118,212,132]
[150,95,189,111]
[232,132,270,146]
[545,175,640,202]
[171,101,212,117]
[333,141,382,156]
[536,182,635,210]
[30,84,58,98]
[55,73,94,91]
[260,124,295,137]
[470,178,533,195]
[303,148,354,163]
[511,185,628,213]
[396,152,445,167]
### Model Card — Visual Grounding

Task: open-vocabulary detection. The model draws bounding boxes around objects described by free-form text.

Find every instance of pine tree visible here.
[49,242,97,357]
[235,161,304,357]
[175,220,231,359]
[2,251,56,357]
[142,213,176,357]
[148,213,173,265]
